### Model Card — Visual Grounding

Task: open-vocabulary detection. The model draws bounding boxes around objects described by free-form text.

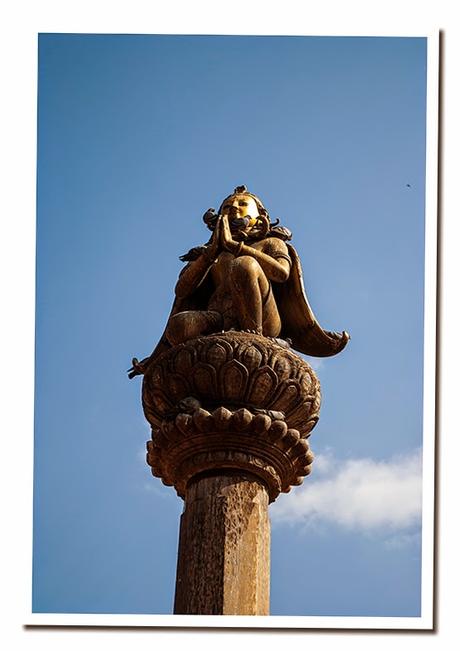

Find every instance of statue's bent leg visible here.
[166,310,223,346]
[230,256,281,337]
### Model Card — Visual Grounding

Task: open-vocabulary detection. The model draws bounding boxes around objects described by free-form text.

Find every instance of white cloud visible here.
[271,448,422,532]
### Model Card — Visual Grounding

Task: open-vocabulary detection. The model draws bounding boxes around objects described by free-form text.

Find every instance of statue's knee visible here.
[165,313,186,346]
[166,310,221,346]
[166,312,199,346]
[231,255,260,278]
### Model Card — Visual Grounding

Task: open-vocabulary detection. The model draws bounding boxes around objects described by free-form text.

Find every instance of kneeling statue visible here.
[129,185,349,378]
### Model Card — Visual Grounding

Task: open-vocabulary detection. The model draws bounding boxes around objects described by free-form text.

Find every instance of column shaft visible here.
[173,472,270,615]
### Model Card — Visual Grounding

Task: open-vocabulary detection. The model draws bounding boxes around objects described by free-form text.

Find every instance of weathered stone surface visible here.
[174,473,270,615]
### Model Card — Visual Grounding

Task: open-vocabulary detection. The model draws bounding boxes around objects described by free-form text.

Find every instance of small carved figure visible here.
[129,186,348,378]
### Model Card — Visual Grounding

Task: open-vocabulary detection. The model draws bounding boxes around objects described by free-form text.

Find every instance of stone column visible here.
[174,472,270,615]
[142,331,321,616]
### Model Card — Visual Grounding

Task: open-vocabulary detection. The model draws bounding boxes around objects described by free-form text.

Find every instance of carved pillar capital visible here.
[143,332,321,502]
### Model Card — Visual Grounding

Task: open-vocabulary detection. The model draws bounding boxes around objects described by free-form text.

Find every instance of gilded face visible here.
[220,193,260,228]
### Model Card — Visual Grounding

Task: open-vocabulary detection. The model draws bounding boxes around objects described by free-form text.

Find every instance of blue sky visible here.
[33,33,427,617]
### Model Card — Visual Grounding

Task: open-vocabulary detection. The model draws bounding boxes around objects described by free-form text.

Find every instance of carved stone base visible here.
[147,406,314,502]
[142,331,321,437]
[143,331,321,500]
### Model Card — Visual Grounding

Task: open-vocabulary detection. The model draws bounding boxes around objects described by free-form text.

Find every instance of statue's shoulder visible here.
[260,235,291,257]
[262,233,289,245]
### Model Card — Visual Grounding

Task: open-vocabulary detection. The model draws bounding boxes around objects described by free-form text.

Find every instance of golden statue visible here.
[129,186,349,378]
